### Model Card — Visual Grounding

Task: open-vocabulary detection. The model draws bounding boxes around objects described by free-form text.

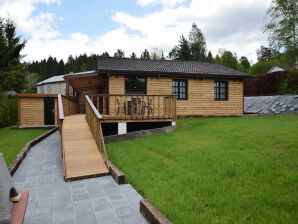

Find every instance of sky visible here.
[0,0,272,63]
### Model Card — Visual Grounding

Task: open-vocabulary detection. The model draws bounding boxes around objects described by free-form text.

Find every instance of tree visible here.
[152,52,158,60]
[57,59,64,75]
[140,49,150,59]
[249,59,281,74]
[161,51,165,60]
[239,56,251,73]
[215,51,239,70]
[189,23,207,60]
[130,52,137,58]
[207,51,213,62]
[264,0,298,52]
[0,18,26,92]
[169,35,192,60]
[214,54,221,64]
[114,49,125,58]
[101,51,110,57]
[257,46,273,61]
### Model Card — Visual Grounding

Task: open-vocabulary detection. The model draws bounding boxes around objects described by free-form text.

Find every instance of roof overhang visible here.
[97,69,250,79]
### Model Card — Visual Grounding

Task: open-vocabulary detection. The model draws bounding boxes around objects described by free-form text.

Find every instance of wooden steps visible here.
[62,114,109,180]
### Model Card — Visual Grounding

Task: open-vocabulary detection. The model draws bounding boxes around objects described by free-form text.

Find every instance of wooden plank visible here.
[62,114,109,181]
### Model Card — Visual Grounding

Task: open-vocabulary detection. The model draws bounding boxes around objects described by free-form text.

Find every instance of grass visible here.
[107,115,298,224]
[0,127,49,166]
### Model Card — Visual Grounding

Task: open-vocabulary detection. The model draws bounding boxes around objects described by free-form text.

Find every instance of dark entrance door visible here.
[44,97,55,125]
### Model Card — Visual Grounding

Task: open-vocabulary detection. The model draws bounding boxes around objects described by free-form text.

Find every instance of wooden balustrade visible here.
[85,95,108,163]
[61,95,79,116]
[87,94,176,121]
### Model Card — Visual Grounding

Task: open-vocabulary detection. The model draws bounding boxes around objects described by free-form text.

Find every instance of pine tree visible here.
[114,49,125,58]
[0,18,26,92]
[140,49,150,59]
[161,51,165,60]
[207,51,213,62]
[169,35,191,60]
[130,52,137,58]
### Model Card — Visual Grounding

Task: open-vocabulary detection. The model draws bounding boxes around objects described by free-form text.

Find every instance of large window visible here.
[125,75,147,94]
[214,81,228,100]
[172,80,188,100]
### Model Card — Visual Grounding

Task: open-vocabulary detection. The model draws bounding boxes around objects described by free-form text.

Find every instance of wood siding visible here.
[18,95,59,126]
[110,74,243,116]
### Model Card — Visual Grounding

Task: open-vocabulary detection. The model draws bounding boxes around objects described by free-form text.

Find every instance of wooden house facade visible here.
[18,57,248,127]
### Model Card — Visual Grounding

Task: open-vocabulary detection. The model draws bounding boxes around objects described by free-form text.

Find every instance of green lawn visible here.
[107,115,298,224]
[0,127,49,166]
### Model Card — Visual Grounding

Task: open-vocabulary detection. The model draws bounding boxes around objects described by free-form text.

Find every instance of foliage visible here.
[214,51,239,70]
[101,51,110,57]
[206,51,213,62]
[0,18,26,92]
[249,59,281,74]
[27,53,97,82]
[0,127,48,165]
[161,51,165,60]
[239,56,251,73]
[107,116,298,224]
[169,35,192,60]
[188,23,207,60]
[257,45,274,61]
[140,49,151,59]
[130,52,137,58]
[114,49,125,58]
[169,23,207,61]
[278,69,298,94]
[264,0,298,52]
[0,94,18,128]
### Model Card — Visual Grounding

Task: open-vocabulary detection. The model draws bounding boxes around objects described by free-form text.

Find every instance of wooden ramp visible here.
[62,114,109,180]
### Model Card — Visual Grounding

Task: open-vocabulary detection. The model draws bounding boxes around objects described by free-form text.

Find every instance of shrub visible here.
[0,93,18,128]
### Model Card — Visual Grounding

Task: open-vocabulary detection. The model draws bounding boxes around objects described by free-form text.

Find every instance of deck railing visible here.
[85,95,108,163]
[88,94,176,121]
[61,95,79,116]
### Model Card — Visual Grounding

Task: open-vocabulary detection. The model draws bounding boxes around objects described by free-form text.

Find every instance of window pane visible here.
[125,76,147,94]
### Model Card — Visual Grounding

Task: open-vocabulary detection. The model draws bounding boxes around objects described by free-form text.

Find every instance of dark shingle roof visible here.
[96,57,249,78]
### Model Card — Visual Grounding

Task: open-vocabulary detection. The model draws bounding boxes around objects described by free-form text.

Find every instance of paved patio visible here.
[12,131,147,224]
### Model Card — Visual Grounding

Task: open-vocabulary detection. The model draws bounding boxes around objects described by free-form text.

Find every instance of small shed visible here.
[18,93,58,127]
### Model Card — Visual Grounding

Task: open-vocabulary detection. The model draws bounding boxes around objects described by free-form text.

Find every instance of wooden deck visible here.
[62,114,109,180]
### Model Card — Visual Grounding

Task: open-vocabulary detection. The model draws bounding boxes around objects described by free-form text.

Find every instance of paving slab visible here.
[12,131,147,224]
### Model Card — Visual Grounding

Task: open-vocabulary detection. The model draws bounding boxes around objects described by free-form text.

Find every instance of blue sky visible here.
[0,0,271,62]
[34,0,170,36]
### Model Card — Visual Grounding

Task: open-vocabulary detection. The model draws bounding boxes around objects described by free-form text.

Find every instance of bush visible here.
[0,93,18,128]
[279,69,298,94]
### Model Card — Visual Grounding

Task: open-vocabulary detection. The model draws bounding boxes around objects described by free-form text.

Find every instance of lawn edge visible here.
[104,125,176,143]
[140,199,172,224]
[9,126,59,176]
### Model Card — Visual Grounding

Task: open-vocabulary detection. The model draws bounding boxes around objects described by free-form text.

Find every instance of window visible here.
[214,81,228,100]
[172,80,187,100]
[125,75,147,94]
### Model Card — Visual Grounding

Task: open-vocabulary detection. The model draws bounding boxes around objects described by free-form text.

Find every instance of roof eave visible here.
[97,69,249,79]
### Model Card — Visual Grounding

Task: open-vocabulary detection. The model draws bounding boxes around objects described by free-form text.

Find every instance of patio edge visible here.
[140,199,172,224]
[9,126,59,176]
[107,160,125,184]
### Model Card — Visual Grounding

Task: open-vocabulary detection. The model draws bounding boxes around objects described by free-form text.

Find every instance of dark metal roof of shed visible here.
[96,57,250,78]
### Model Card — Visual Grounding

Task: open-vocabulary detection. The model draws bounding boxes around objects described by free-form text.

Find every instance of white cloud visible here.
[0,0,272,63]
[0,0,60,40]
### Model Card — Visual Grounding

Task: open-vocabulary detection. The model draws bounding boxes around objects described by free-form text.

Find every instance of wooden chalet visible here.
[17,57,249,180]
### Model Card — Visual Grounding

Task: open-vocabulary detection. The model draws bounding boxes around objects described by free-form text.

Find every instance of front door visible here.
[44,97,55,125]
